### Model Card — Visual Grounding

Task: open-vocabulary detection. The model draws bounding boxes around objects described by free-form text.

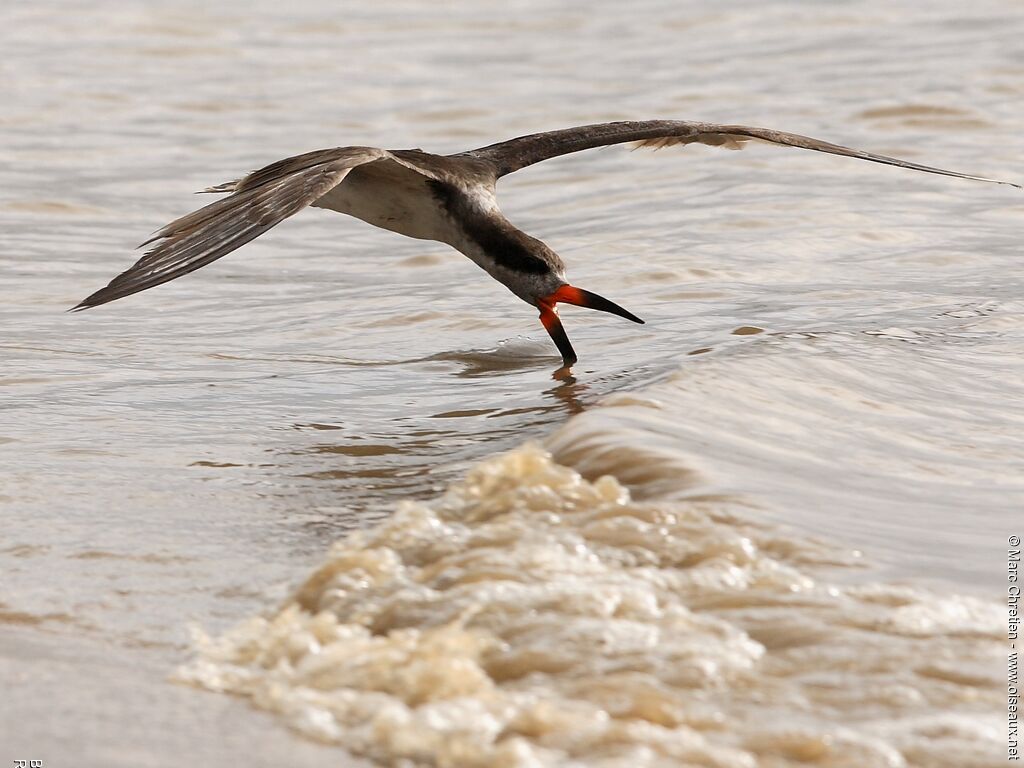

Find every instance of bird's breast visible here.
[313,166,456,243]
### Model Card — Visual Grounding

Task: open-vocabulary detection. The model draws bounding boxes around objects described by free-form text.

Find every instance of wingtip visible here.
[69,291,106,312]
[982,176,1024,190]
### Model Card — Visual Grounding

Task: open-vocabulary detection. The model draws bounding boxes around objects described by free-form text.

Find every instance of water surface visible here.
[2,1,1022,765]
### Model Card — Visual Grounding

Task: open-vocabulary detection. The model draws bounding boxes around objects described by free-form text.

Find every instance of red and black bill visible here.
[538,284,644,366]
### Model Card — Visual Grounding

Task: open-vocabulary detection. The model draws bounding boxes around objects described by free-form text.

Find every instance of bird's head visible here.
[536,284,644,367]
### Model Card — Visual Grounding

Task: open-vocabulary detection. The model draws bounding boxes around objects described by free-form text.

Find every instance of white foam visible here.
[178,444,1004,767]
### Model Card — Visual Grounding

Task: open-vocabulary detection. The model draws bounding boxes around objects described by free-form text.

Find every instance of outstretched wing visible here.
[465,120,1021,188]
[73,146,390,310]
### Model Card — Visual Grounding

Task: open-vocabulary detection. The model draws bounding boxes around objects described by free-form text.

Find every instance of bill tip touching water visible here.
[72,119,1021,369]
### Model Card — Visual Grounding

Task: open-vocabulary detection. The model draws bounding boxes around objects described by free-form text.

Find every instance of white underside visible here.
[312,160,458,244]
[310,158,561,304]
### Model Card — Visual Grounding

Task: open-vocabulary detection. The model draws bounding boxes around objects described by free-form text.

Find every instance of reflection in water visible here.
[213,340,574,377]
[543,375,587,415]
[274,360,635,537]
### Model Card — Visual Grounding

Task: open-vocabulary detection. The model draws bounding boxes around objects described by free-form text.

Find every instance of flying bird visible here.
[74,120,1020,368]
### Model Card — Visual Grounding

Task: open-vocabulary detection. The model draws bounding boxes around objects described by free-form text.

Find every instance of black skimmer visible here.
[74,120,1019,368]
